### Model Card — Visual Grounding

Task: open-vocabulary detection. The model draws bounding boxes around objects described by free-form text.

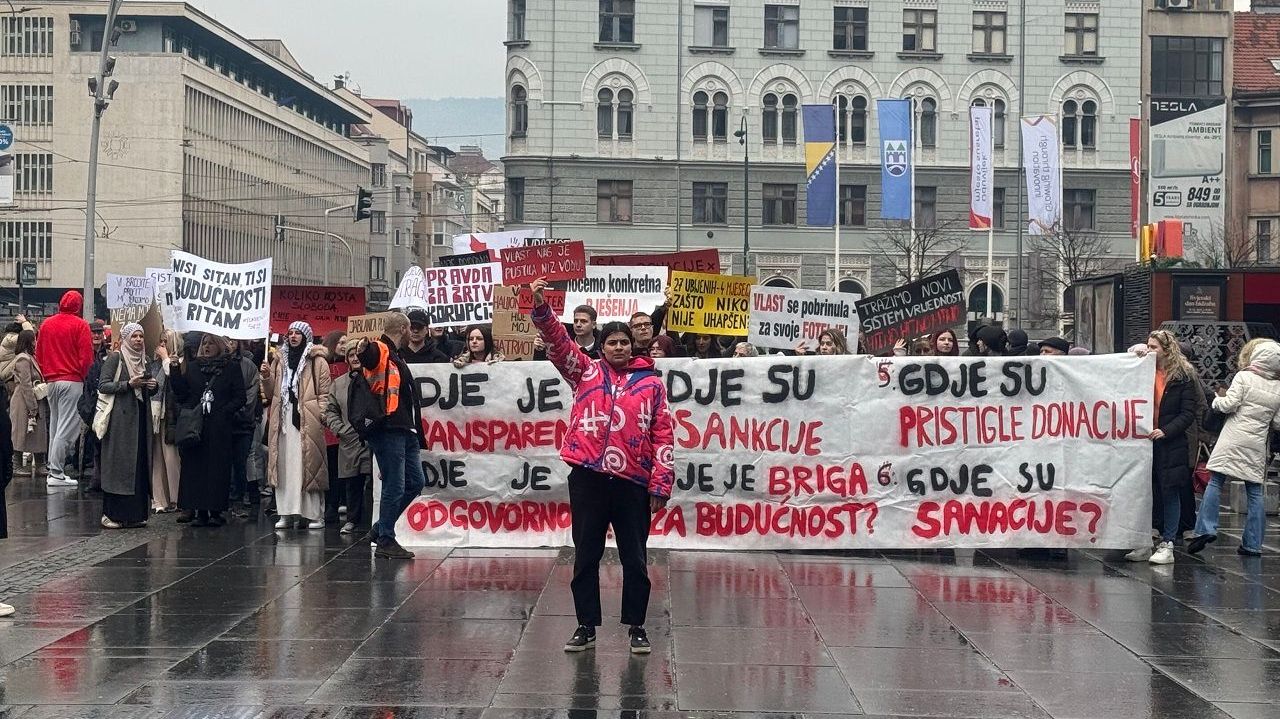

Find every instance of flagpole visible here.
[833,104,841,290]
[909,100,917,282]
[985,107,994,322]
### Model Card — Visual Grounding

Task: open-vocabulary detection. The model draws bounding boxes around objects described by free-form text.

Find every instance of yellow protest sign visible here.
[666,271,754,336]
[347,312,393,341]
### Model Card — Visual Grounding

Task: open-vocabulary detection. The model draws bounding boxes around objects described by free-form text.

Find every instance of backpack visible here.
[77,357,103,426]
[347,371,387,440]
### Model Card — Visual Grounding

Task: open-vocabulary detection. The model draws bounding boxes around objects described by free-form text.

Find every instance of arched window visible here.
[837,278,867,296]
[971,96,1006,149]
[510,85,528,137]
[967,283,1005,319]
[712,92,728,141]
[1063,98,1098,150]
[764,275,796,288]
[597,88,614,138]
[781,93,798,144]
[693,90,709,141]
[762,93,779,143]
[916,96,937,148]
[835,94,868,146]
[597,84,635,141]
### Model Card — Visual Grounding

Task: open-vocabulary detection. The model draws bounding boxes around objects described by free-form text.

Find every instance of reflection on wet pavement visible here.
[1,481,1278,717]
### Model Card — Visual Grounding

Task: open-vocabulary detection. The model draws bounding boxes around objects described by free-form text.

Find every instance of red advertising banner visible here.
[501,241,587,285]
[1130,118,1141,239]
[270,285,366,336]
[590,248,721,274]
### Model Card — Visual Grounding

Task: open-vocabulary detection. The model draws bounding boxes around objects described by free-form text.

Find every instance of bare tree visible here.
[1182,221,1258,269]
[1024,223,1119,327]
[869,218,969,284]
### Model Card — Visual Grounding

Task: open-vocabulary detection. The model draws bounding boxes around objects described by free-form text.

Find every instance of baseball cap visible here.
[90,319,105,334]
[406,310,430,328]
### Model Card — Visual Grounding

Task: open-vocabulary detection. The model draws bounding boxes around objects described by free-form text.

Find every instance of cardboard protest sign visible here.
[169,251,273,339]
[500,240,587,285]
[347,312,393,341]
[666,271,753,336]
[269,285,366,336]
[105,274,155,310]
[516,287,565,315]
[493,335,537,361]
[590,248,721,274]
[855,269,965,355]
[109,302,163,355]
[389,263,500,328]
[491,287,532,334]
[452,228,545,257]
[560,266,666,323]
[396,354,1155,550]
[438,250,492,267]
[749,286,860,352]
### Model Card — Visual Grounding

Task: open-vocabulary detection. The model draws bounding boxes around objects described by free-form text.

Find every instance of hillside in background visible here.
[406,97,505,159]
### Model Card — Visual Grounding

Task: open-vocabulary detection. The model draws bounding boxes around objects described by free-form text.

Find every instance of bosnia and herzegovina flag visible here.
[803,104,837,226]
[878,99,913,221]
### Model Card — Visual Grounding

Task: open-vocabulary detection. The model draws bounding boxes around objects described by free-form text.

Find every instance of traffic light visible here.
[274,215,285,242]
[354,187,374,221]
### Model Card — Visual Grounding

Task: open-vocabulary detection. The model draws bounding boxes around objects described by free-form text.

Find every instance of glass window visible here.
[764,4,799,50]
[762,183,797,225]
[1260,130,1273,175]
[762,93,778,143]
[1151,36,1225,97]
[972,11,1006,55]
[510,0,526,41]
[1064,13,1099,57]
[12,153,53,195]
[371,211,387,234]
[599,0,636,43]
[693,182,728,224]
[510,85,528,137]
[1081,100,1097,149]
[617,88,633,138]
[694,5,729,47]
[597,180,633,223]
[833,7,868,51]
[0,221,53,262]
[836,94,868,145]
[781,93,798,144]
[712,91,729,141]
[1062,100,1078,149]
[993,187,1006,229]
[0,84,54,127]
[693,90,709,141]
[597,88,614,138]
[1258,219,1272,262]
[1064,189,1096,231]
[839,185,866,227]
[903,9,937,52]
[916,186,937,227]
[369,256,386,281]
[371,164,386,187]
[918,97,937,149]
[1,16,54,57]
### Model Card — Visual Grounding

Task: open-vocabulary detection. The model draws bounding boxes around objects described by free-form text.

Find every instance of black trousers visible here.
[325,445,341,521]
[568,466,652,628]
[343,474,371,527]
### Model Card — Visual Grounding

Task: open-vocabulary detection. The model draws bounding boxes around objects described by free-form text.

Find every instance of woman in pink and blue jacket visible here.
[529,278,675,656]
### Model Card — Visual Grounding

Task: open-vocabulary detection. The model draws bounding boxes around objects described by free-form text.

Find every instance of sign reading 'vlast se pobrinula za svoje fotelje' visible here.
[855,269,966,355]
[393,354,1155,550]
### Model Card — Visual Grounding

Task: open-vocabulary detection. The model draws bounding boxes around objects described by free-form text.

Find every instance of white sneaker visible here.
[1149,541,1175,565]
[305,518,324,529]
[0,602,14,617]
[46,475,76,487]
[273,516,291,530]
[1125,544,1154,562]
[340,522,356,534]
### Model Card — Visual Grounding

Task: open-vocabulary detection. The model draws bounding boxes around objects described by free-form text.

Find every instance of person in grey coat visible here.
[98,323,156,529]
[322,339,373,534]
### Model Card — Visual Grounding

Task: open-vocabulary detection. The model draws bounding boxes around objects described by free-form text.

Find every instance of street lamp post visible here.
[734,116,749,277]
[323,203,354,284]
[81,0,124,321]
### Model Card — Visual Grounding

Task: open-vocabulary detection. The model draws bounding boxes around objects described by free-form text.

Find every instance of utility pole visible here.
[323,203,354,284]
[734,116,750,277]
[81,0,124,322]
[1014,0,1027,325]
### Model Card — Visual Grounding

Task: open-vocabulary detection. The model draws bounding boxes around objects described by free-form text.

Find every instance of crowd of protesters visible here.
[1,284,1278,628]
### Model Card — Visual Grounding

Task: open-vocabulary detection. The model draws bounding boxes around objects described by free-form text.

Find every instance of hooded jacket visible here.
[34,291,94,383]
[532,302,675,498]
[1207,342,1280,483]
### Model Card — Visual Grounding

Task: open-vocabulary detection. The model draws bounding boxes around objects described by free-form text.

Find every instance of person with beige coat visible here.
[263,321,330,530]
[1189,340,1280,557]
[8,330,48,469]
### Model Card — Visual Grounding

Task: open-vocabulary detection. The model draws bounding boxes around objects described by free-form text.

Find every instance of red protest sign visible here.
[590,248,721,274]
[517,287,566,315]
[270,285,366,336]
[501,240,587,285]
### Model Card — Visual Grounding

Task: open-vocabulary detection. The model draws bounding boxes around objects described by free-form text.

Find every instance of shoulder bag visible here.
[92,353,124,440]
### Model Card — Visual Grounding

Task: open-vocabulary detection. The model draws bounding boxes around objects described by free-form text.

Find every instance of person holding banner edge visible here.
[528,277,675,656]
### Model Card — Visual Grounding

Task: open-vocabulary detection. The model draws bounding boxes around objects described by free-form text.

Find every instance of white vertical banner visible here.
[969,106,994,230]
[1021,115,1062,236]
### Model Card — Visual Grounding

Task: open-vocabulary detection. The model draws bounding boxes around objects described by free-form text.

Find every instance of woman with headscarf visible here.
[171,332,244,527]
[149,330,181,513]
[263,321,331,530]
[8,330,48,473]
[97,323,156,529]
[1189,340,1280,557]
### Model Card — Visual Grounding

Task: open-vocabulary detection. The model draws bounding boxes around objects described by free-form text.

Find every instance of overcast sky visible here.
[186,0,506,99]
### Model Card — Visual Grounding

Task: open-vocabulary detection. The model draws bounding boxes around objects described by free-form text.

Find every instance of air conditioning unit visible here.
[1164,0,1192,10]
[117,19,137,33]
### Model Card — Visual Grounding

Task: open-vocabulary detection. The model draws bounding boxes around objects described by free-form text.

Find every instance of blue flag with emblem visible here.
[802,105,837,226]
[878,99,913,220]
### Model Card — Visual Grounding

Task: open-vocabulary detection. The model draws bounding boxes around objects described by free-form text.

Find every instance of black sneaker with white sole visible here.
[564,625,596,652]
[628,626,651,654]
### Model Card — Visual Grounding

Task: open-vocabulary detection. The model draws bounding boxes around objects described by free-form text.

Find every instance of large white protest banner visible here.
[169,250,272,339]
[397,354,1155,550]
[389,263,500,327]
[748,286,860,352]
[105,274,155,310]
[451,227,546,257]
[559,266,667,323]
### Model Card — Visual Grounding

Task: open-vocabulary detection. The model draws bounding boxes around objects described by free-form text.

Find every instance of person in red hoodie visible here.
[529,277,675,656]
[34,290,93,487]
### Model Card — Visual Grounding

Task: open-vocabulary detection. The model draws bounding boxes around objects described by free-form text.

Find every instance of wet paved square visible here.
[2,481,1279,717]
